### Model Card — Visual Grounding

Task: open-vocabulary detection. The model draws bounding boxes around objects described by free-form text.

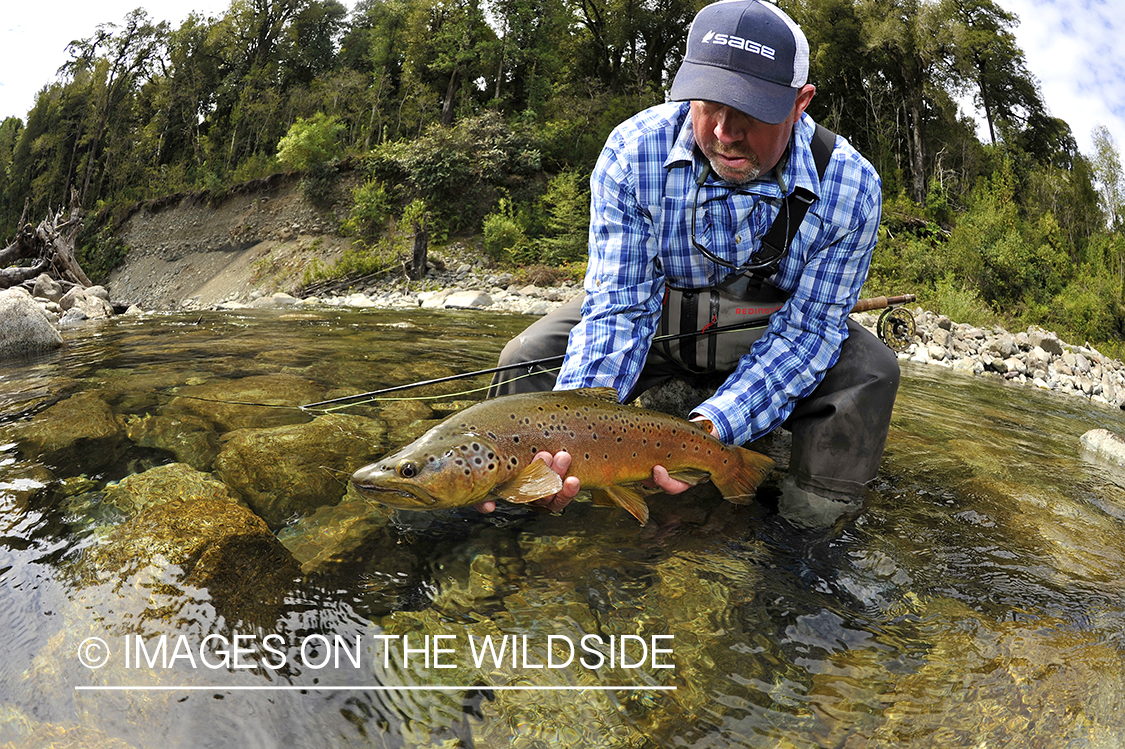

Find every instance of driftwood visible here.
[0,190,92,291]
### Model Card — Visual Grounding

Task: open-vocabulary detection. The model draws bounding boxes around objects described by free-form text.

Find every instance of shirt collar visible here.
[664,109,822,199]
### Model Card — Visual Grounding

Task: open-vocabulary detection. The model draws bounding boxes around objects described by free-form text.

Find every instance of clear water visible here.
[2,307,1125,748]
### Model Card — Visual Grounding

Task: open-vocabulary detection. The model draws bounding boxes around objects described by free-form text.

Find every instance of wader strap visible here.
[680,289,699,370]
[751,124,837,278]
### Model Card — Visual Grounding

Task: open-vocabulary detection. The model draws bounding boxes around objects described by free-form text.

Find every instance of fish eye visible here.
[397,461,419,479]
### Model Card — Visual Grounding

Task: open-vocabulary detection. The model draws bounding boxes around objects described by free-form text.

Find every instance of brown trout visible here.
[350,387,774,524]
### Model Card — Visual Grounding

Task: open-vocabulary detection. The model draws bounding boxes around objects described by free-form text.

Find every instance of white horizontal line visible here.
[76,685,676,692]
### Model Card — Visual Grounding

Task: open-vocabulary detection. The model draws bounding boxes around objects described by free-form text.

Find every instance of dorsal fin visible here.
[571,387,620,402]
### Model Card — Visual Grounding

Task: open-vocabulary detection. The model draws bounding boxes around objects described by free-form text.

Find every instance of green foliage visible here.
[75,223,130,284]
[341,178,394,242]
[535,170,590,265]
[299,163,341,208]
[482,197,529,261]
[371,111,541,234]
[277,113,345,171]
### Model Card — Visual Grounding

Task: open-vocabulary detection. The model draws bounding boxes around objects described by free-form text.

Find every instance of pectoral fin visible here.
[665,468,710,486]
[590,485,650,525]
[495,460,563,503]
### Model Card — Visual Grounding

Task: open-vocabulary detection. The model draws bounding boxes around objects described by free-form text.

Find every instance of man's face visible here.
[690,85,816,184]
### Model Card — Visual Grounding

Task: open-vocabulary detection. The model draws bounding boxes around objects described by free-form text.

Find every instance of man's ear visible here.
[793,84,816,119]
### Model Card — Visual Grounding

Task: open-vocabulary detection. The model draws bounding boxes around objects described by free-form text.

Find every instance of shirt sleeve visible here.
[553,140,664,399]
[692,169,883,445]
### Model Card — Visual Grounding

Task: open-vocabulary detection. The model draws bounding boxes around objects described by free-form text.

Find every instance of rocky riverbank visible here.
[205,255,1125,413]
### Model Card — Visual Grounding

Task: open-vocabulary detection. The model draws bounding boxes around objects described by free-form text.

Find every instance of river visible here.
[1,307,1124,748]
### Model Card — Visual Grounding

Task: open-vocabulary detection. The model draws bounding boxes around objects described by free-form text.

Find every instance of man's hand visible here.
[474,451,581,514]
[474,440,707,515]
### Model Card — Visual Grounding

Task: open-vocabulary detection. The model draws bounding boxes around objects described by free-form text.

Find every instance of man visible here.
[480,0,899,527]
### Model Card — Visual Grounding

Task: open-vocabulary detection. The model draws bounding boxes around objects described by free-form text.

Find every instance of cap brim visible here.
[670,62,797,125]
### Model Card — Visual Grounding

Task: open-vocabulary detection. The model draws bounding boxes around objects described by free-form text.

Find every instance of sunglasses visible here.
[690,161,795,274]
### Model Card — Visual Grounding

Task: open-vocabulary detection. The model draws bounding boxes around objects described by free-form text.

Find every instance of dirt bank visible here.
[106,174,360,309]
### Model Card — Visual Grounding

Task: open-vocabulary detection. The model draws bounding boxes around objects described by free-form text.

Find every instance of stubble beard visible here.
[705,144,763,184]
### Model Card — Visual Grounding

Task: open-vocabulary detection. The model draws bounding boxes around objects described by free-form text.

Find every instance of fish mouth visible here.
[350,474,439,508]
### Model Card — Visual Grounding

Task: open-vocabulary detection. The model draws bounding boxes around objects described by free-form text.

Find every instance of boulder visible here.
[213,413,387,528]
[77,493,299,625]
[1079,429,1125,467]
[443,290,493,309]
[31,273,64,303]
[0,287,63,359]
[59,285,113,319]
[1027,326,1065,356]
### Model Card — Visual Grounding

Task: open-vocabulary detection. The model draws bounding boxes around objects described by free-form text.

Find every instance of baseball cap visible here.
[669,0,809,125]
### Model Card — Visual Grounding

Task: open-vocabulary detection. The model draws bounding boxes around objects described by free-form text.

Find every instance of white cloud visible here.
[993,0,1125,158]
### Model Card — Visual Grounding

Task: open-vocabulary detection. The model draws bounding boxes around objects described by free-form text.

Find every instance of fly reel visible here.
[877,306,917,352]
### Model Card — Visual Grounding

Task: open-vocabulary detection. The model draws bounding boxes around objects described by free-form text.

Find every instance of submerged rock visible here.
[12,390,124,473]
[1079,428,1125,467]
[120,412,220,471]
[163,373,324,433]
[103,462,241,516]
[213,413,387,528]
[76,493,299,625]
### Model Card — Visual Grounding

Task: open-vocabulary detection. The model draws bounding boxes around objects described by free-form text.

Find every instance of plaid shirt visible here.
[554,101,882,445]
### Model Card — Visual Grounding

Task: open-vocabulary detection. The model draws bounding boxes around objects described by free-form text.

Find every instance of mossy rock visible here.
[213,413,387,528]
[12,391,124,473]
[77,494,299,626]
[102,462,241,516]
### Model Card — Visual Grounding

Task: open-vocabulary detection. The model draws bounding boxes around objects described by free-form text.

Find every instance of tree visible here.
[944,0,1040,146]
[1092,125,1125,232]
[60,9,169,207]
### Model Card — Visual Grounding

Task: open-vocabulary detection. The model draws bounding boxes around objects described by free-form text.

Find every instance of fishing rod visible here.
[301,292,916,410]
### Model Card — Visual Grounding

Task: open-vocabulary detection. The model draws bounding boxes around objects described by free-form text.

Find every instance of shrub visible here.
[277,113,345,171]
[535,170,590,265]
[482,197,529,261]
[342,179,394,242]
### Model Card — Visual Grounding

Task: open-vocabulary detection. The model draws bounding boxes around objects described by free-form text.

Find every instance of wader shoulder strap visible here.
[751,123,837,278]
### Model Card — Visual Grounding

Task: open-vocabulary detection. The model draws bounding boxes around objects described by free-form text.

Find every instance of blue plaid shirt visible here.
[554,101,882,445]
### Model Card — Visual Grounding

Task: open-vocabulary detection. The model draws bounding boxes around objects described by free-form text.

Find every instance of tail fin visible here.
[714,447,774,504]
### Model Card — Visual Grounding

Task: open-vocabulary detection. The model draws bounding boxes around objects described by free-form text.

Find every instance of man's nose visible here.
[713,106,747,143]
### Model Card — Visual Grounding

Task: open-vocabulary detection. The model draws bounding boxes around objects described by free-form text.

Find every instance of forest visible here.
[0,0,1123,354]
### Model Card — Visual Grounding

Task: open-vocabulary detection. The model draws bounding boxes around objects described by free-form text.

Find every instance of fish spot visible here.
[464,469,471,475]
[473,457,483,465]
[584,453,591,460]
[513,436,521,443]
[488,463,496,470]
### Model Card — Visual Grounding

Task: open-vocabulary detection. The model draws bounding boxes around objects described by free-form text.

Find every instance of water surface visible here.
[1,308,1124,748]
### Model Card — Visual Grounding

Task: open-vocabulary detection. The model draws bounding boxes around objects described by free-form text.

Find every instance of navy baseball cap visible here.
[670,0,810,125]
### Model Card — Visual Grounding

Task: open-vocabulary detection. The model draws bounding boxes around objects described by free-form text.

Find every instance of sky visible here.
[0,0,1123,160]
